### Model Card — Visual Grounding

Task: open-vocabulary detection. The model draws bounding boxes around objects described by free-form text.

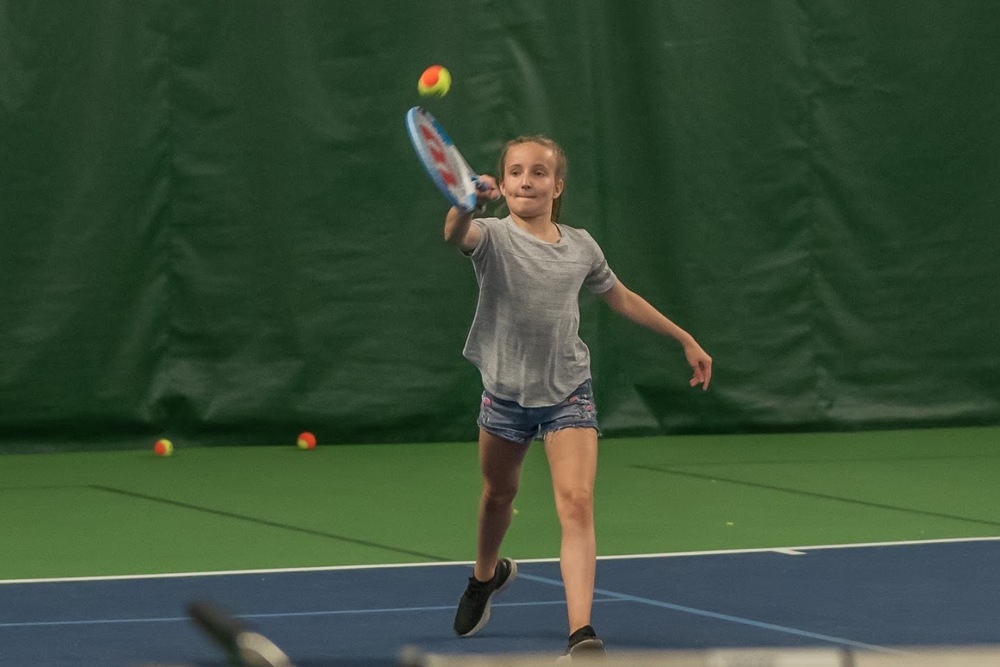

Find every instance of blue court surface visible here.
[2,538,998,666]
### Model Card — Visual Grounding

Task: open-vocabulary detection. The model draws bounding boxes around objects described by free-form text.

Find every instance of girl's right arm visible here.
[443,206,481,252]
[443,175,500,252]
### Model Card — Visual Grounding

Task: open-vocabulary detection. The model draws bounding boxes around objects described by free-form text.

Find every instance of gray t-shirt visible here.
[462,216,618,407]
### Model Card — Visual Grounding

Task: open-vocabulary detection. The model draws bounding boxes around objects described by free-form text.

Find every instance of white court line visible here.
[0,599,625,629]
[519,571,904,654]
[591,535,1000,561]
[2,535,998,585]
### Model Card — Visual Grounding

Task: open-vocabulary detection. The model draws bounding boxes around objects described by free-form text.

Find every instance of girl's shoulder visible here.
[471,216,507,233]
[556,223,599,244]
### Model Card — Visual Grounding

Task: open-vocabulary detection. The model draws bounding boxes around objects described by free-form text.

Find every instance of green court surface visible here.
[2,426,998,581]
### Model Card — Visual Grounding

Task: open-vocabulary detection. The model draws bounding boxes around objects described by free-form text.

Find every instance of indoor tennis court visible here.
[3,428,1000,664]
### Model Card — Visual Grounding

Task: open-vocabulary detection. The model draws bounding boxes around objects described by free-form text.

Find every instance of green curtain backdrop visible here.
[2,1,998,448]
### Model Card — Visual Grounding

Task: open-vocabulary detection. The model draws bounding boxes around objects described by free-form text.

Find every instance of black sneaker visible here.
[557,625,606,661]
[453,557,518,636]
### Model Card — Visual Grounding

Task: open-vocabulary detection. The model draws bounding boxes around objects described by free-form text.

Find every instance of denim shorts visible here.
[477,379,600,445]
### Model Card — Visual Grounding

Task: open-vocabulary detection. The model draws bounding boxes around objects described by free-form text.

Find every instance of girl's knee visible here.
[555,487,594,524]
[482,482,519,509]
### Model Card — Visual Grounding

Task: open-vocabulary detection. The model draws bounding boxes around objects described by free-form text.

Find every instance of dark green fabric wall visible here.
[2,1,998,447]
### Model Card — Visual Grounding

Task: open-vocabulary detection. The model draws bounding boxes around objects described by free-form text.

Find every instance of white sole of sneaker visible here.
[556,637,606,662]
[497,558,518,593]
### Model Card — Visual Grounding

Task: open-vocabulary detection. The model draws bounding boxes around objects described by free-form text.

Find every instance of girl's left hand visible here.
[684,342,712,390]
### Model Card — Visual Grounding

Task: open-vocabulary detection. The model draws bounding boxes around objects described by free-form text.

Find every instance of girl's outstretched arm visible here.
[600,281,713,390]
[444,206,480,251]
[443,175,500,251]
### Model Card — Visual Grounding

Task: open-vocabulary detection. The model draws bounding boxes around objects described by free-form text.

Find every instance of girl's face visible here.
[499,142,565,222]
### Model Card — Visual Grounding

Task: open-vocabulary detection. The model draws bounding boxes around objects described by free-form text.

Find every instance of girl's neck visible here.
[510,213,561,243]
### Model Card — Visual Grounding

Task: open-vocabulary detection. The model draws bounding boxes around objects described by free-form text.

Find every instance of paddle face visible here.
[405,106,480,213]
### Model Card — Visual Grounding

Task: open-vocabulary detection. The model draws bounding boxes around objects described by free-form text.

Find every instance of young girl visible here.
[445,136,712,658]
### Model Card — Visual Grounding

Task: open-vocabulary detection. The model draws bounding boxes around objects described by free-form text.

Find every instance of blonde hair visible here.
[497,136,568,223]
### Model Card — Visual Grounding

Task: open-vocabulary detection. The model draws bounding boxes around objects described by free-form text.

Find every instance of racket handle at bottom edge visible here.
[186,600,294,667]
